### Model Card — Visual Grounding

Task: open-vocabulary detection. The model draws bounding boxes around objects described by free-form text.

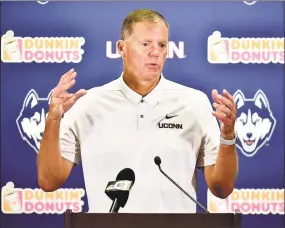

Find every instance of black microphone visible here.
[105,168,135,213]
[154,156,210,213]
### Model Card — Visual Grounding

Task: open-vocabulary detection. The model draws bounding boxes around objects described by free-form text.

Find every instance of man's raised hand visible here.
[48,68,87,120]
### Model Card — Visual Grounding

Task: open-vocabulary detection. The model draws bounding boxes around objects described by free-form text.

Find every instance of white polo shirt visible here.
[59,73,220,213]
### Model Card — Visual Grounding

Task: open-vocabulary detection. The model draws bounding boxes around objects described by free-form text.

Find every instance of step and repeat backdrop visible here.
[1,1,284,228]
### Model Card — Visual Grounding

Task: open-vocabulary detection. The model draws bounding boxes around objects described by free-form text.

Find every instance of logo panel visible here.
[16,89,53,153]
[207,188,284,215]
[233,90,277,157]
[2,182,85,214]
[1,30,85,63]
[207,31,284,64]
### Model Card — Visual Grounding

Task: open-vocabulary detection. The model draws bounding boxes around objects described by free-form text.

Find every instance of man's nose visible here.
[149,45,159,57]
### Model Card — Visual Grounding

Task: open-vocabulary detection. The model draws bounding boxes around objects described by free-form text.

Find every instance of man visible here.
[37,9,238,213]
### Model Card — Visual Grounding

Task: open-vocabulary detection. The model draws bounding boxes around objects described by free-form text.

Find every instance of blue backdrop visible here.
[1,1,284,228]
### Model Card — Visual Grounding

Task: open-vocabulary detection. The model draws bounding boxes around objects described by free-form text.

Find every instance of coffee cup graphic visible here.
[207,189,229,213]
[2,182,22,212]
[2,30,22,61]
[208,31,229,63]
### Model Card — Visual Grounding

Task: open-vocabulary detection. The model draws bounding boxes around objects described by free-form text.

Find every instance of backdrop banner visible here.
[1,1,284,228]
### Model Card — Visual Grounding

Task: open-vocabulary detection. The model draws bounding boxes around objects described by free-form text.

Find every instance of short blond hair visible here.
[120,9,169,40]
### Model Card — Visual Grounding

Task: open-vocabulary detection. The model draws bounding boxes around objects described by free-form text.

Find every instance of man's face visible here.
[121,21,168,83]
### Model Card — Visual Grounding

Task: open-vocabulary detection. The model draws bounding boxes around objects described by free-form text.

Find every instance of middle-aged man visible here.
[38,8,238,213]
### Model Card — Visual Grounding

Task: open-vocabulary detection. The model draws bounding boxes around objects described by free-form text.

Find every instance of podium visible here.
[64,209,241,228]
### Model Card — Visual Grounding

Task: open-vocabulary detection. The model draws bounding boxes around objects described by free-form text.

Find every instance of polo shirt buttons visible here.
[140,100,144,118]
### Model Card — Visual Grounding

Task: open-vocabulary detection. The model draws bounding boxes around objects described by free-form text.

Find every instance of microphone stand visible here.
[109,198,120,213]
[157,163,210,213]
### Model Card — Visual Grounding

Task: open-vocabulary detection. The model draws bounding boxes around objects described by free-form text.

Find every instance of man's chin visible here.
[145,69,162,77]
[142,72,161,82]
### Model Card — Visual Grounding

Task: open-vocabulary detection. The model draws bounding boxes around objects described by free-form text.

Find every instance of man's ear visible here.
[117,40,125,57]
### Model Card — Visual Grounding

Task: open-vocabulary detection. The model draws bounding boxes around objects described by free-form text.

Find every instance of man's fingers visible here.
[50,81,75,100]
[64,89,86,104]
[65,93,74,100]
[58,72,77,87]
[51,85,84,105]
[213,103,235,119]
[212,89,222,104]
[73,89,87,101]
[212,111,232,125]
[60,78,76,92]
[62,89,87,110]
[52,71,77,99]
[212,89,236,112]
[62,97,76,109]
[58,68,75,85]
[61,72,77,85]
[218,96,236,113]
[52,79,76,97]
[222,89,235,104]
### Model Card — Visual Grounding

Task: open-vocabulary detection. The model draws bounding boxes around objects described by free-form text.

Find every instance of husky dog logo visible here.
[16,89,52,153]
[233,90,277,157]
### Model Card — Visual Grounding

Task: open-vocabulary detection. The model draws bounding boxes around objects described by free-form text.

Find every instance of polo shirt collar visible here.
[118,72,165,108]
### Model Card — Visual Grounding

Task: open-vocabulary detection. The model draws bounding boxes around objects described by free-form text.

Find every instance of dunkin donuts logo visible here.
[207,188,284,214]
[1,30,85,63]
[208,31,284,64]
[1,182,85,214]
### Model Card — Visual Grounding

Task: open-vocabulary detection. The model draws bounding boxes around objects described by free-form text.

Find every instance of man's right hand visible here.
[48,68,87,120]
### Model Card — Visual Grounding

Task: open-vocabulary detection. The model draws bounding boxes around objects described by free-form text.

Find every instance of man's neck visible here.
[122,72,160,97]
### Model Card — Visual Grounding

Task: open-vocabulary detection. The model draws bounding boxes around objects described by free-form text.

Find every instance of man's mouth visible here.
[147,63,160,69]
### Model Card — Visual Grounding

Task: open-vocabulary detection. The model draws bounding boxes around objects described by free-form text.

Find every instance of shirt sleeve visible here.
[59,106,81,166]
[196,93,220,168]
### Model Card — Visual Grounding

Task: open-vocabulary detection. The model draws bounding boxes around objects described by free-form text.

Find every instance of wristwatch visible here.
[220,134,237,145]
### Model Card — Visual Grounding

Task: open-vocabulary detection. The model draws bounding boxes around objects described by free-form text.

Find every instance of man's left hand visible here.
[211,89,236,139]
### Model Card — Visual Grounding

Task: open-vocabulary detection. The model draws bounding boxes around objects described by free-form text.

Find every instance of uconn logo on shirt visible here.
[158,114,183,129]
[16,89,52,153]
[158,123,183,129]
[233,89,276,157]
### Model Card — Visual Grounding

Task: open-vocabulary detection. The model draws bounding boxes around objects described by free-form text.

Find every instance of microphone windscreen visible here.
[116,168,135,183]
[154,156,161,166]
[114,168,135,208]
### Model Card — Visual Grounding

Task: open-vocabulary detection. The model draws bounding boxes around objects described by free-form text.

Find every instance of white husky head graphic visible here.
[16,89,52,153]
[233,89,277,157]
